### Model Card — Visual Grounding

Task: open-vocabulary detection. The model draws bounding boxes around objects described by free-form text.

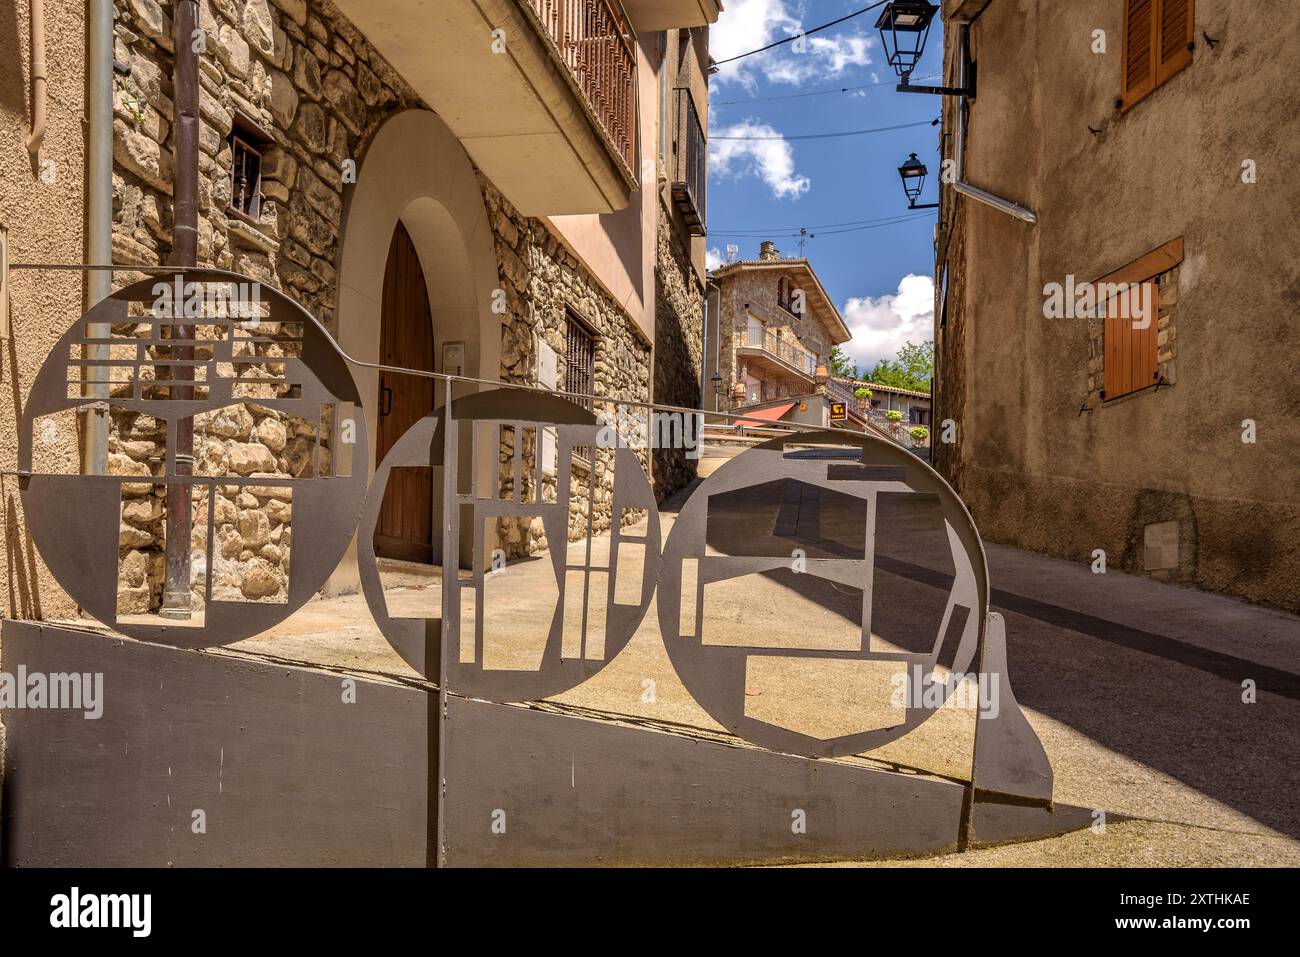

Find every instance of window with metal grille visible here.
[228,113,273,223]
[565,308,597,461]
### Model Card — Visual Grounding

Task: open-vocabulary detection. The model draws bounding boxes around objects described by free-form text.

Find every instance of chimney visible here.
[759,240,780,261]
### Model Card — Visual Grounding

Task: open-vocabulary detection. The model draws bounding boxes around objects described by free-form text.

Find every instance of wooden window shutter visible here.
[1103,281,1159,400]
[1156,0,1194,85]
[1122,0,1157,110]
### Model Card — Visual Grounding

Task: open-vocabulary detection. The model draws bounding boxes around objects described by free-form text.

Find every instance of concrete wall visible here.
[935,0,1300,611]
[0,0,84,621]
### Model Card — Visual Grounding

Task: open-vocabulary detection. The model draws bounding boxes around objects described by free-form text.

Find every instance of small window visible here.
[564,308,597,459]
[228,113,274,223]
[1121,0,1193,112]
[1103,281,1158,400]
[1097,238,1182,401]
[777,276,795,313]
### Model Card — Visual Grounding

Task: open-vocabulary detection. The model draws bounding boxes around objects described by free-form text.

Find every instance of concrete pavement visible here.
[68,467,1300,866]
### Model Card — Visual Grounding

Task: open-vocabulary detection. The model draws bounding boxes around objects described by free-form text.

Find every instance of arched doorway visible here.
[374,221,435,563]
[328,110,504,590]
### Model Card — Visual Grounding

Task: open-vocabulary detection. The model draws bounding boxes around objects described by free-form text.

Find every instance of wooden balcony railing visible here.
[671,87,707,235]
[523,0,638,177]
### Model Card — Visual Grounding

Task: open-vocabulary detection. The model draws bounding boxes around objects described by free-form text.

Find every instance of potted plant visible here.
[853,386,872,412]
[883,410,904,442]
[909,426,930,447]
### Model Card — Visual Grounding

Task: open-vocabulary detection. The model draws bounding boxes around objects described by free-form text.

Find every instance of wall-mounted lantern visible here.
[898,153,940,210]
[876,1,976,97]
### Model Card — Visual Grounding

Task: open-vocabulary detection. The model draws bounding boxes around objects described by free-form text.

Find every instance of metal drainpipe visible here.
[160,0,200,620]
[25,0,47,157]
[84,0,113,478]
[708,280,722,412]
[951,23,1037,224]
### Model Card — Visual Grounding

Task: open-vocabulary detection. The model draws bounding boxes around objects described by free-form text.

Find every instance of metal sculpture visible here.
[18,271,369,647]
[7,268,1092,864]
[659,430,985,758]
[357,390,661,699]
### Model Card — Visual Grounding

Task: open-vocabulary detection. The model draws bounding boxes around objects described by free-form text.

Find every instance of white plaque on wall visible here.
[537,340,558,390]
[538,340,559,475]
[442,340,466,378]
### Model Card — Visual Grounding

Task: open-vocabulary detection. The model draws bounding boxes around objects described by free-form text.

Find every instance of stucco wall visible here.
[1,0,85,621]
[936,0,1300,610]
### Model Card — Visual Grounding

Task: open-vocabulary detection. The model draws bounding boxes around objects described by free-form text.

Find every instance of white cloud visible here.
[706,246,725,270]
[841,274,935,369]
[710,120,811,199]
[711,0,875,89]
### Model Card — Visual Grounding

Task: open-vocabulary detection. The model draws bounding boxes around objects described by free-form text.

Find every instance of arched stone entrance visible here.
[328,109,502,590]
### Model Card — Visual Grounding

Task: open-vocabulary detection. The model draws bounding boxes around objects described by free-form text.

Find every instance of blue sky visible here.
[707,0,946,370]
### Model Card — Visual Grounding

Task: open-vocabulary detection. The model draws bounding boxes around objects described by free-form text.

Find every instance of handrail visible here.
[8,262,889,443]
[741,327,817,377]
[673,87,707,233]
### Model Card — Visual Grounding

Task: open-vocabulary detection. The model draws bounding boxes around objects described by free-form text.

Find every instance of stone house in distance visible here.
[1,0,719,618]
[933,0,1300,611]
[704,240,852,428]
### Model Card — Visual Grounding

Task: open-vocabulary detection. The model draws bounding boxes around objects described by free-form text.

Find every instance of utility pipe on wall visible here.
[951,23,1037,225]
[160,0,200,620]
[25,0,47,157]
[84,0,114,477]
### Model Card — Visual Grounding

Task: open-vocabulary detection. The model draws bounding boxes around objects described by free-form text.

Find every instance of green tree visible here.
[897,340,934,387]
[866,340,933,392]
[830,345,859,380]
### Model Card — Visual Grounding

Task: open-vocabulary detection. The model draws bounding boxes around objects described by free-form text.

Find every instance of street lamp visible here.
[875,1,976,96]
[875,1,937,83]
[898,152,939,210]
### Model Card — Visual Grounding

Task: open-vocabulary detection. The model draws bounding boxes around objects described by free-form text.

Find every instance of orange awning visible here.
[736,402,796,425]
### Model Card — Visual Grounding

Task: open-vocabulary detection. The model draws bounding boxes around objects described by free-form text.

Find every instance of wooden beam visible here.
[1094,236,1185,287]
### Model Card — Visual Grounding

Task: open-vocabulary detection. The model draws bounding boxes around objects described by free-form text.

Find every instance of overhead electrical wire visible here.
[712,74,940,106]
[713,1,890,65]
[711,210,935,233]
[708,212,935,241]
[711,118,935,141]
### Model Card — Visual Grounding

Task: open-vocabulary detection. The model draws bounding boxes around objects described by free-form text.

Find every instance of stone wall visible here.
[108,0,661,598]
[109,0,419,612]
[652,204,704,499]
[483,178,653,557]
[712,261,836,408]
[112,0,419,325]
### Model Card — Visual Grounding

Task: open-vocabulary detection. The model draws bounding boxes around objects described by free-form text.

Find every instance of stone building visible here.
[704,240,852,427]
[2,0,718,618]
[932,0,1300,611]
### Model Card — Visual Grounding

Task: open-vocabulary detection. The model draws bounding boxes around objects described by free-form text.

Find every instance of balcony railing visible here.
[523,0,638,176]
[671,87,707,235]
[743,327,817,378]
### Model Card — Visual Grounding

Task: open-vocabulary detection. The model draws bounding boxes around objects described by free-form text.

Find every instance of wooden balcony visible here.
[333,0,640,215]
[670,87,707,236]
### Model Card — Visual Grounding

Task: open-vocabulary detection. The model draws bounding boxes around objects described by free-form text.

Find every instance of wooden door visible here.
[375,222,435,563]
